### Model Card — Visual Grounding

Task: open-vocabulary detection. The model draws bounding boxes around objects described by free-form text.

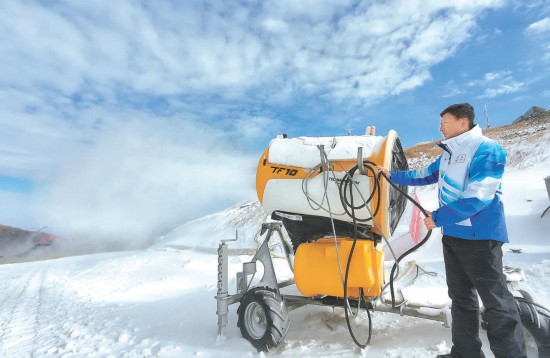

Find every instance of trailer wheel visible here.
[237,287,290,352]
[516,299,550,357]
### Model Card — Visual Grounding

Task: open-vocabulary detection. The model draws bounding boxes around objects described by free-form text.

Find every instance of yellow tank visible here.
[293,238,385,298]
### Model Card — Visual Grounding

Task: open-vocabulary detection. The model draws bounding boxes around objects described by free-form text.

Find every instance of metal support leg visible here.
[274,225,294,273]
[250,227,280,291]
[216,222,293,339]
[541,205,550,218]
[216,241,229,338]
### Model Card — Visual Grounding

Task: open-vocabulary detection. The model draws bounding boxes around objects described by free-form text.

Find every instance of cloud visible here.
[0,192,41,230]
[0,0,506,173]
[0,88,100,180]
[526,17,550,34]
[482,82,525,98]
[34,114,258,246]
[483,71,512,82]
[441,81,466,98]
[229,115,284,144]
[443,70,526,100]
[0,0,508,242]
[0,0,505,104]
[460,70,525,99]
[525,17,550,63]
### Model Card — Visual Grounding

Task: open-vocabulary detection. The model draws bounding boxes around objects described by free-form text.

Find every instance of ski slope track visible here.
[0,270,43,356]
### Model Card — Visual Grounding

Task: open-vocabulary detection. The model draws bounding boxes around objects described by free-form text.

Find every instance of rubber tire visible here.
[237,287,290,352]
[516,299,550,357]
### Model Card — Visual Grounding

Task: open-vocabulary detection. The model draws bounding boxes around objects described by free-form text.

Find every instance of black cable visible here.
[337,160,550,349]
[377,170,550,317]
[338,164,380,222]
[334,160,434,347]
[342,166,378,211]
[342,170,372,348]
[337,161,387,348]
[515,296,550,316]
[341,162,434,311]
[377,171,433,308]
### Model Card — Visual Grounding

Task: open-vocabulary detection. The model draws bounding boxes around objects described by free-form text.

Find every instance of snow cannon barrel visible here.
[256,130,409,243]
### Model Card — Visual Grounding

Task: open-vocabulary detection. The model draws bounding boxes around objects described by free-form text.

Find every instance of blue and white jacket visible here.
[390,125,508,242]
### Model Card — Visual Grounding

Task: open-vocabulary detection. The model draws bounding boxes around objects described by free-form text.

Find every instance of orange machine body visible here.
[293,238,385,298]
[256,131,398,239]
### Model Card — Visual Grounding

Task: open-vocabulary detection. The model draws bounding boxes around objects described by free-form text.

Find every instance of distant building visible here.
[513,106,547,124]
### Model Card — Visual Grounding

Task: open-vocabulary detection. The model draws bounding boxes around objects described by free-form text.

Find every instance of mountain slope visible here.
[154,200,267,251]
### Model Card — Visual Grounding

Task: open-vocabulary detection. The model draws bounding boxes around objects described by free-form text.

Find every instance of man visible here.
[377,103,526,358]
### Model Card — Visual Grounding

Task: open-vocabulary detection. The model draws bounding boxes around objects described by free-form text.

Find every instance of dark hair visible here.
[440,103,475,129]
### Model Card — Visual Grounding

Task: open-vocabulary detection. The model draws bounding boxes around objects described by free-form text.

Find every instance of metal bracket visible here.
[357,147,367,175]
[541,205,550,218]
[216,222,294,339]
[250,222,294,290]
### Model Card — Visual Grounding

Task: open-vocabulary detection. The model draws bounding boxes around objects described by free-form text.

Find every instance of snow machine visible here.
[216,128,550,355]
[256,129,408,241]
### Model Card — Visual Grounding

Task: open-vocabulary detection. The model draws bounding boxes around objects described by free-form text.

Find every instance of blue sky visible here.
[0,0,549,236]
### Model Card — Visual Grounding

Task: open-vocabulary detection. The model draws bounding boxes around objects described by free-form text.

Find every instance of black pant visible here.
[442,235,526,358]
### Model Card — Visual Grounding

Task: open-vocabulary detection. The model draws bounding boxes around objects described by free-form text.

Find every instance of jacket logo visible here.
[453,154,466,164]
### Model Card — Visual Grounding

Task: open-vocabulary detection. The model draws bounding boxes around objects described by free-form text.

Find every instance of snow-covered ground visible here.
[0,161,549,357]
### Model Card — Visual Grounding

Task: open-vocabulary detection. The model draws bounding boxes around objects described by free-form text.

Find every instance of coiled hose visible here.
[336,161,433,348]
